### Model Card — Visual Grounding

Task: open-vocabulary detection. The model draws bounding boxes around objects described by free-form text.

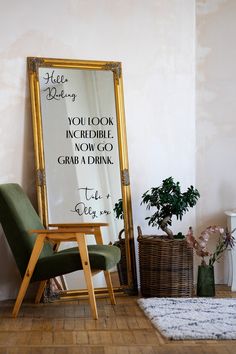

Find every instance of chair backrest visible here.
[0,183,53,277]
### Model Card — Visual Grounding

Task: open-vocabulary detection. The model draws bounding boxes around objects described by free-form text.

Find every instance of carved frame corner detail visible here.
[28,57,44,74]
[104,62,122,82]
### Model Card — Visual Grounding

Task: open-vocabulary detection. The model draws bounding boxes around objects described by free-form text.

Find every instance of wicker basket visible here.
[138,227,193,297]
[114,229,128,285]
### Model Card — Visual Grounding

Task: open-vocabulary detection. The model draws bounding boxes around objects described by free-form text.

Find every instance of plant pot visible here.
[137,227,193,297]
[114,229,128,285]
[197,265,215,297]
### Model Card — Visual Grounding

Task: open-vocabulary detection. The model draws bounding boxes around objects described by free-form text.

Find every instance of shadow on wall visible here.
[0,79,39,301]
[0,225,21,300]
[0,225,39,301]
[22,81,37,208]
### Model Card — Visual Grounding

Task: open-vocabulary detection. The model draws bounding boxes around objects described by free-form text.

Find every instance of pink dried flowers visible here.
[186,226,235,266]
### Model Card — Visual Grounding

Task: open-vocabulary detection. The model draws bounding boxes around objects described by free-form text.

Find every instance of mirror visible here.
[27,57,137,294]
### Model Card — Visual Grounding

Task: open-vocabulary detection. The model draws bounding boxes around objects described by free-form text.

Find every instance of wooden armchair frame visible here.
[13,223,115,320]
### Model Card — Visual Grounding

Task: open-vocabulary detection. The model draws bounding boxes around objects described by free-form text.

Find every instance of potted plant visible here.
[113,199,138,293]
[113,199,127,285]
[187,226,235,296]
[138,176,200,297]
[141,176,200,239]
[113,198,123,221]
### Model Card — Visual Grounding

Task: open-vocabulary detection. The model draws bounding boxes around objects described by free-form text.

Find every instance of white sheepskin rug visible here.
[137,297,236,340]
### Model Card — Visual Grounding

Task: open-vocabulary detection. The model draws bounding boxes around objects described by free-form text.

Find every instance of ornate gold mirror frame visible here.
[27,57,137,294]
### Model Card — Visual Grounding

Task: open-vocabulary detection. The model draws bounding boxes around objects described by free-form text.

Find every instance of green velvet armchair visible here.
[0,183,121,319]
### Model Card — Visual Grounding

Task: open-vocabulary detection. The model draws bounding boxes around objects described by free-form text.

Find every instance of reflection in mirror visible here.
[28,58,137,294]
[39,68,123,242]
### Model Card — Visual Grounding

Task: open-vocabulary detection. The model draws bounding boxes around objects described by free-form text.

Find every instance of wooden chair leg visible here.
[59,275,67,291]
[94,227,116,305]
[76,233,98,320]
[104,271,116,305]
[12,235,45,318]
[35,280,47,304]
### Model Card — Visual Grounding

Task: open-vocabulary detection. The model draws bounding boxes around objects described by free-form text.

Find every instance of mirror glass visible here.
[28,57,137,293]
[39,67,123,244]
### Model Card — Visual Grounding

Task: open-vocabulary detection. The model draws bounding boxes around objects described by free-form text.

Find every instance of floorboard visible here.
[0,285,236,353]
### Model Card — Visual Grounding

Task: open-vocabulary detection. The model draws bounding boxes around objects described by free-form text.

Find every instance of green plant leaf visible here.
[141,177,200,236]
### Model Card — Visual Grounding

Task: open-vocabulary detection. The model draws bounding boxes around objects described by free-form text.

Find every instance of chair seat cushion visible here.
[32,244,121,282]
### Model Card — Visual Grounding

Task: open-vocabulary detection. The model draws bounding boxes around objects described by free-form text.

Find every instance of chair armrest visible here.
[47,223,108,242]
[48,223,109,228]
[30,228,89,234]
[28,226,105,244]
[28,229,83,242]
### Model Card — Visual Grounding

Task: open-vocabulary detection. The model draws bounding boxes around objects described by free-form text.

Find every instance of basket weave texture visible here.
[114,229,127,285]
[138,230,193,297]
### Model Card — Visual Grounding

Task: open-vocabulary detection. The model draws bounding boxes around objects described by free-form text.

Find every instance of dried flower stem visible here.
[187,226,235,267]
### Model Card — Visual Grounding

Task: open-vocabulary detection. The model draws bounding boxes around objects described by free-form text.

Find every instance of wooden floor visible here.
[0,286,236,354]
